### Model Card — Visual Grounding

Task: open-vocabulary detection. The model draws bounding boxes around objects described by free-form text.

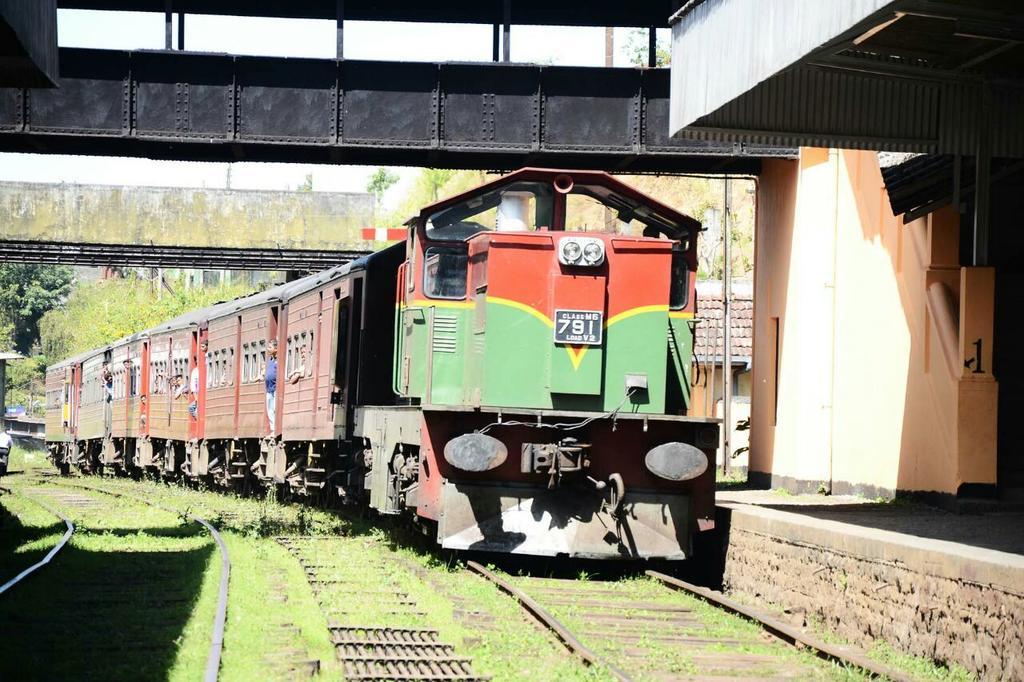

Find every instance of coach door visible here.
[269,305,281,435]
[140,340,150,437]
[330,279,355,432]
[189,329,207,441]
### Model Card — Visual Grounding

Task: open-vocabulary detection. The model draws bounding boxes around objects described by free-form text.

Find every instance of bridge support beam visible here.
[0,48,787,172]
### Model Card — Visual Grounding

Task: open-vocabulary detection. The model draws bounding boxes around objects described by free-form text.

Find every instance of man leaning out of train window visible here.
[185,342,206,419]
[288,345,308,385]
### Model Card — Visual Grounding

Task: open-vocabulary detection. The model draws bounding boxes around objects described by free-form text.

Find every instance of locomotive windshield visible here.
[426,181,554,241]
[565,185,690,240]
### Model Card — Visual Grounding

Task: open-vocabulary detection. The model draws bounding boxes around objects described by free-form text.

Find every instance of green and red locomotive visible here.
[46,169,717,560]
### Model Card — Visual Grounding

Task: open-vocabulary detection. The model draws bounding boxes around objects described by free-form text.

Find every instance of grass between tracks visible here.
[2,462,970,682]
[500,571,870,681]
[81,476,604,680]
[0,479,217,680]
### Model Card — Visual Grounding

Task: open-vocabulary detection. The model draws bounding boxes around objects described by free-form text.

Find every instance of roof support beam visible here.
[974,86,992,267]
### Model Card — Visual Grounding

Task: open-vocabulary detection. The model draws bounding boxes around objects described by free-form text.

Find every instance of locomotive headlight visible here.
[561,239,583,264]
[559,237,604,266]
[444,432,508,472]
[644,442,708,481]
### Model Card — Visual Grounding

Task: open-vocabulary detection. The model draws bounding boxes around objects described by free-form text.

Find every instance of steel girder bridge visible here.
[0,47,791,173]
[0,239,369,271]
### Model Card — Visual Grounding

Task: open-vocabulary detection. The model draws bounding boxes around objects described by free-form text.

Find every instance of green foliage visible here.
[366,167,400,208]
[0,264,74,354]
[38,274,255,361]
[420,168,457,202]
[4,355,46,416]
[386,168,489,226]
[296,173,313,192]
[624,28,670,67]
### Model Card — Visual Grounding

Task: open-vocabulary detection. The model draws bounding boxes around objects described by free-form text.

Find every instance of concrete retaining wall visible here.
[0,181,376,251]
[720,504,1024,679]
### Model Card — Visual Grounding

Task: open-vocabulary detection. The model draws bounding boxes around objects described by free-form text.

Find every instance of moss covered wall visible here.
[0,182,376,250]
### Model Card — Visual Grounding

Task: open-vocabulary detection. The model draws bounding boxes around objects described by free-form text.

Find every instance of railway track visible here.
[6,473,918,681]
[46,479,231,682]
[469,562,910,682]
[277,535,491,681]
[0,484,76,596]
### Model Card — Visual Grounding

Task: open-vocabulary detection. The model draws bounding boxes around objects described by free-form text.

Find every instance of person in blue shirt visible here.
[265,339,278,437]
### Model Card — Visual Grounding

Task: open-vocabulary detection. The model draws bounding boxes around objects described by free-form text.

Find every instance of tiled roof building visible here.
[693,280,753,364]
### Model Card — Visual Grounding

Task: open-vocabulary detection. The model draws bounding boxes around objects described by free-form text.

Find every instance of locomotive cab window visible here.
[423,247,468,300]
[670,243,690,310]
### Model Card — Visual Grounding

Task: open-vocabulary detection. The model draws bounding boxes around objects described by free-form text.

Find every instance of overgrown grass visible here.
[0,480,218,680]
[7,470,975,681]
[499,572,863,680]
[4,444,49,473]
[70,477,601,679]
[41,477,343,679]
[218,536,338,680]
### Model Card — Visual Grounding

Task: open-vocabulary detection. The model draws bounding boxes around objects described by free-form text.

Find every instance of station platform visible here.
[713,489,1024,679]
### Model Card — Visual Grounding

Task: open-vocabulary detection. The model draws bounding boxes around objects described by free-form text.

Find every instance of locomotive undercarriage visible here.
[347,405,716,559]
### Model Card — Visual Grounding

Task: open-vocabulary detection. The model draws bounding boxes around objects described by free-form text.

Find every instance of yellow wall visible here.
[751,150,997,497]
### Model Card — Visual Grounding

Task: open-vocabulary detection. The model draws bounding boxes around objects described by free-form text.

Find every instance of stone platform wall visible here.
[719,505,1024,679]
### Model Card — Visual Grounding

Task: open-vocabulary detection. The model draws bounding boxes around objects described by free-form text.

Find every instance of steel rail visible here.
[0,485,76,596]
[646,570,912,682]
[50,479,231,682]
[465,561,632,682]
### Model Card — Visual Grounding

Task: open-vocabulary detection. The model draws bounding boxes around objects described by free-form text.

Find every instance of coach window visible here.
[242,344,250,383]
[228,348,235,386]
[305,332,313,377]
[423,247,468,299]
[669,242,690,310]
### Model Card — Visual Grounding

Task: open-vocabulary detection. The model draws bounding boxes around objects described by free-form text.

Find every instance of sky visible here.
[0,10,669,212]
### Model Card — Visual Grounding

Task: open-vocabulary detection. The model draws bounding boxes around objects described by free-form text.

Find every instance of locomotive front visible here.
[390,169,718,559]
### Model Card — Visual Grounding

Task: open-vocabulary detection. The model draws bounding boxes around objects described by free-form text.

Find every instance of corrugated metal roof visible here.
[670,0,1024,157]
[880,153,1024,220]
[670,0,893,134]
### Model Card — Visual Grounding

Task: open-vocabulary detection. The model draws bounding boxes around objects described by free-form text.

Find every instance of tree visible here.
[624,28,670,67]
[4,356,45,417]
[421,169,456,202]
[366,167,399,208]
[39,273,255,361]
[0,264,74,354]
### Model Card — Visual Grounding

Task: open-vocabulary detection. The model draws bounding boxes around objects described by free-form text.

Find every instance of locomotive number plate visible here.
[554,309,603,346]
